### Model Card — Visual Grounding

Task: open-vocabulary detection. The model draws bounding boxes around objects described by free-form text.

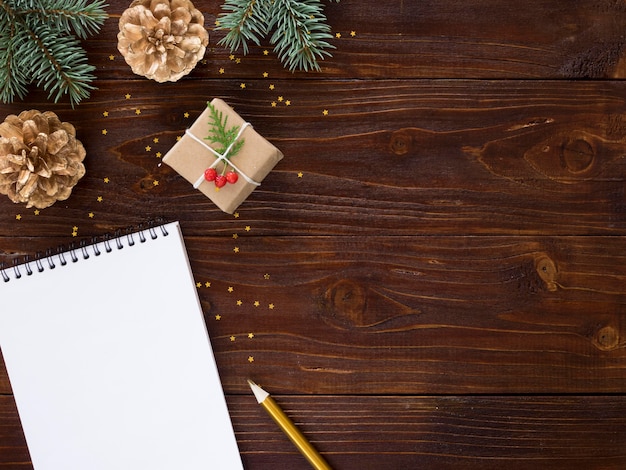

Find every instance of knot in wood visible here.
[560,136,595,173]
[535,254,558,291]
[324,279,366,326]
[593,325,620,351]
[389,130,412,155]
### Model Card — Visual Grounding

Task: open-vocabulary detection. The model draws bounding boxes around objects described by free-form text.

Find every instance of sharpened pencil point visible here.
[248,379,269,404]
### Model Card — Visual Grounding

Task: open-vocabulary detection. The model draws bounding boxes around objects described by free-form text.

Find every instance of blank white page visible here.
[0,221,243,470]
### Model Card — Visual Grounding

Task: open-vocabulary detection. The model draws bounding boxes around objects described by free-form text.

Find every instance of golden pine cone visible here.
[0,110,86,209]
[117,0,209,83]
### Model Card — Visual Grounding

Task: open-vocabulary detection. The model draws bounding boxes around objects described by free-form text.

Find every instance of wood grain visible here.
[85,0,626,79]
[1,0,626,467]
[2,395,626,470]
[3,234,625,395]
[0,80,625,239]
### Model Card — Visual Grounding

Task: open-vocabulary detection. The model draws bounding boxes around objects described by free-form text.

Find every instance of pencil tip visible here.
[247,379,269,403]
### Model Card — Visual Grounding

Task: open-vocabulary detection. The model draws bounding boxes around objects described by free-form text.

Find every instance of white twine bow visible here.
[188,122,260,189]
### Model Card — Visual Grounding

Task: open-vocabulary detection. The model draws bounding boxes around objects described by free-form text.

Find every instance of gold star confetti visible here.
[232,233,239,239]
[205,281,211,287]
[248,333,254,339]
[88,212,95,218]
[196,282,202,288]
[215,314,221,320]
[104,177,110,183]
[350,31,356,37]
[234,212,240,218]
[277,96,283,102]
[153,180,159,186]
[269,84,275,90]
[103,111,109,117]
[322,109,329,116]
[145,145,151,152]
[73,226,78,231]
[72,230,78,237]
[240,83,246,89]
[297,172,304,178]
[262,72,269,78]
[271,102,277,107]
[219,67,225,74]
[263,50,269,55]
[269,303,275,309]
[97,196,103,202]
[248,356,254,363]
[153,137,159,143]
[228,286,234,293]
[236,300,243,306]
[135,109,141,115]
[285,100,291,106]
[102,129,108,135]
[156,152,162,158]
[264,273,270,280]
[230,336,236,342]
[254,300,260,307]
[229,54,235,60]
[15,214,21,220]
[244,226,251,232]
[335,32,341,38]
[214,19,220,26]
[184,112,190,118]
[176,135,182,141]
[33,210,40,215]
[233,246,240,253]
[235,58,241,64]
[109,55,115,60]
[125,93,131,99]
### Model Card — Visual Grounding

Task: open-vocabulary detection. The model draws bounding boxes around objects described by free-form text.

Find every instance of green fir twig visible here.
[0,0,108,107]
[205,101,245,160]
[216,0,340,72]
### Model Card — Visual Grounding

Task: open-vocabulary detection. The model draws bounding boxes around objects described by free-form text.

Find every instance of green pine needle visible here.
[205,102,245,162]
[216,0,339,72]
[0,0,107,106]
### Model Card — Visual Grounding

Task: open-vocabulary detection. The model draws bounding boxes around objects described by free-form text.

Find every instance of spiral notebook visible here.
[0,221,243,470]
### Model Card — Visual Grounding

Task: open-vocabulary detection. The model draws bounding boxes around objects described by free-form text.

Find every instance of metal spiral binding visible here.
[1,218,169,283]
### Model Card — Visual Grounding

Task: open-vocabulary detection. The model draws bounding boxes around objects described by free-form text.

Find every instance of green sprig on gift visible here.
[216,0,340,72]
[0,0,108,107]
[203,101,245,188]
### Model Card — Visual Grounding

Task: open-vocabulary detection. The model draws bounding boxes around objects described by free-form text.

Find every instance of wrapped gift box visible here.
[163,98,283,213]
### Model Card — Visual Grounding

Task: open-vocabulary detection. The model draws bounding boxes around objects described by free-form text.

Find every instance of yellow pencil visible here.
[247,380,332,470]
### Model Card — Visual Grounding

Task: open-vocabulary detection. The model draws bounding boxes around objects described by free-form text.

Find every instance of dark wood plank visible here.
[3,235,625,395]
[86,0,626,79]
[1,79,625,238]
[3,395,626,469]
[2,0,626,467]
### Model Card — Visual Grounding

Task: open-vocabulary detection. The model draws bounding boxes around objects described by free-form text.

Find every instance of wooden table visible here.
[2,1,626,468]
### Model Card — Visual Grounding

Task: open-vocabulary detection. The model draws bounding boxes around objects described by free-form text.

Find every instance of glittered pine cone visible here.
[117,0,209,83]
[0,110,86,209]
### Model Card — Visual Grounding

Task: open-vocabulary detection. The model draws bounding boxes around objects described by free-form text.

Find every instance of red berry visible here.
[226,171,238,184]
[204,168,217,182]
[214,175,227,188]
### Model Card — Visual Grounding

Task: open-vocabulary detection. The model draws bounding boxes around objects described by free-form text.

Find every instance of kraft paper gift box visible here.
[163,98,283,214]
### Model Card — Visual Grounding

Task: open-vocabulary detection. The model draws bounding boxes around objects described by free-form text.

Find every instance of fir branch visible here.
[20,0,109,39]
[29,24,97,104]
[216,0,339,72]
[217,0,270,55]
[0,12,28,103]
[268,0,336,72]
[0,0,107,106]
[205,102,245,160]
